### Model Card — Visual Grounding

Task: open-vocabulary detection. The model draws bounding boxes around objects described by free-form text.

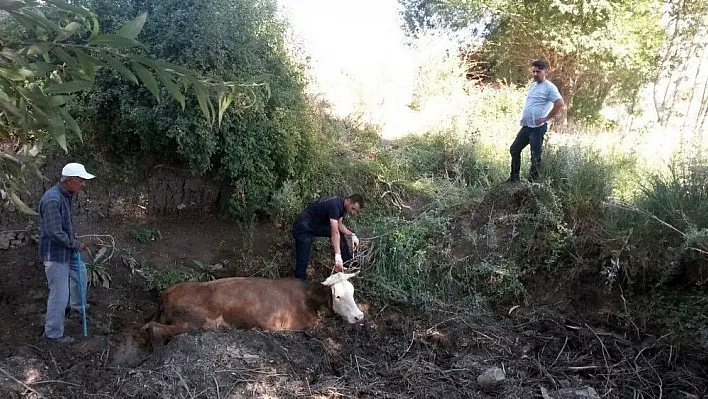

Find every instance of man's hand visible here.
[351,233,360,249]
[535,116,549,125]
[334,254,344,271]
[71,239,86,252]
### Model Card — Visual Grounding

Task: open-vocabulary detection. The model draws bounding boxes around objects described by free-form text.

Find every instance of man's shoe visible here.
[505,177,520,183]
[44,335,75,344]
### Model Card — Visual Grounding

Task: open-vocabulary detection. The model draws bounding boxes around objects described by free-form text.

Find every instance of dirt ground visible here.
[1,208,707,398]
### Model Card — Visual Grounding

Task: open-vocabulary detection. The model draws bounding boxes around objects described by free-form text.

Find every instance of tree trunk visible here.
[696,68,708,133]
[653,0,683,123]
[682,43,707,133]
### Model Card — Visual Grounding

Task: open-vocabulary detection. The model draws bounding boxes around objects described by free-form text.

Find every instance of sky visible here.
[277,0,417,135]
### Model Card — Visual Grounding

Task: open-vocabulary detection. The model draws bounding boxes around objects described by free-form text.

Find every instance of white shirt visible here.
[520,80,562,128]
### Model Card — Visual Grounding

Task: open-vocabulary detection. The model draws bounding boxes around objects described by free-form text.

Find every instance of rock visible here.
[477,367,505,389]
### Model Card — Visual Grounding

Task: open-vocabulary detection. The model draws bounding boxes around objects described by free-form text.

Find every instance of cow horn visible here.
[340,270,360,280]
[322,271,358,286]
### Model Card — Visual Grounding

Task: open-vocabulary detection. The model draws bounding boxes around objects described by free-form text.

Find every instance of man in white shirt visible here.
[508,59,565,182]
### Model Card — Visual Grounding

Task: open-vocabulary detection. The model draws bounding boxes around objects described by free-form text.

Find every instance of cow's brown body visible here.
[143,277,334,342]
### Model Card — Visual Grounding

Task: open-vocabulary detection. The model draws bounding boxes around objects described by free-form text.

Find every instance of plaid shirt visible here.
[38,183,78,263]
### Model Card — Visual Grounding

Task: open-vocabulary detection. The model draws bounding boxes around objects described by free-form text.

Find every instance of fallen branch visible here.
[585,324,614,392]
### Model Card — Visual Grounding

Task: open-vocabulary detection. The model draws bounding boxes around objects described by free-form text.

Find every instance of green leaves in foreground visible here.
[0,0,268,213]
[0,2,265,151]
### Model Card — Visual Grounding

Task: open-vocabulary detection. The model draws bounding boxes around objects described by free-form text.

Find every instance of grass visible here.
[364,211,453,305]
[303,56,708,346]
[132,224,162,244]
[92,33,707,346]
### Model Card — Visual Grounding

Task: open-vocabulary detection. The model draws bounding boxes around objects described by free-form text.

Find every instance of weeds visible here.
[455,257,527,304]
[82,238,116,288]
[132,224,162,243]
[191,260,221,281]
[86,262,112,288]
[632,291,708,344]
[142,265,186,293]
[366,212,452,305]
[120,253,186,293]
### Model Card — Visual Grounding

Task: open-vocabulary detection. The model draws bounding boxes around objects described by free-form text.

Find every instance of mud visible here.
[0,184,706,398]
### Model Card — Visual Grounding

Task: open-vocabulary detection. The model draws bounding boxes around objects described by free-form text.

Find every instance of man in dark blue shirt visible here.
[39,163,95,344]
[292,194,364,279]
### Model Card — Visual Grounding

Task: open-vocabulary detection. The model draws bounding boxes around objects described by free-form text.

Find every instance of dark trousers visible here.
[292,221,352,280]
[509,124,547,181]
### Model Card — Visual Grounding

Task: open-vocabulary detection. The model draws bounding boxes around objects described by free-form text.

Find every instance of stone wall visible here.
[0,161,225,244]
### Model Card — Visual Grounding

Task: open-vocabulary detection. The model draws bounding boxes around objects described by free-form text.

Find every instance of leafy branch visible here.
[0,0,268,213]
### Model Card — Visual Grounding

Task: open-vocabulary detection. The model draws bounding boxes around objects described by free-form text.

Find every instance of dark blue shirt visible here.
[38,183,78,263]
[301,196,345,228]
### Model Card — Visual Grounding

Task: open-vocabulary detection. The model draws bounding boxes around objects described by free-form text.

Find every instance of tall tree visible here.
[400,0,666,123]
[652,0,708,125]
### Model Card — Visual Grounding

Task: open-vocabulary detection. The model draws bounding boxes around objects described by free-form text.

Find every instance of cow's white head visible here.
[322,271,364,323]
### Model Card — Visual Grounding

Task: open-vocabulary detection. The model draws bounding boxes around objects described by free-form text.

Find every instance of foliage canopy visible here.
[0,0,261,213]
[400,0,668,122]
[74,0,317,220]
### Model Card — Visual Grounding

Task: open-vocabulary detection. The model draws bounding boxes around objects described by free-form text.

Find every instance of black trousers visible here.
[509,124,547,181]
[292,220,351,280]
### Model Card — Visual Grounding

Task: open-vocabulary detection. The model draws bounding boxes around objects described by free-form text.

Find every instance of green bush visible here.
[86,263,112,289]
[73,0,319,221]
[366,212,453,305]
[132,224,162,243]
[142,264,186,293]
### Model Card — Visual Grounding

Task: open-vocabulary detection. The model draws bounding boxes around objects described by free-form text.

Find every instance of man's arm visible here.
[536,98,565,125]
[42,200,76,250]
[330,218,342,255]
[330,218,346,270]
[338,220,354,237]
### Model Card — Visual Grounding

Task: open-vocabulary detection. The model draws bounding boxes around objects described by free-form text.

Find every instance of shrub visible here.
[74,0,319,220]
[132,224,162,243]
[143,265,186,293]
[366,212,452,305]
[86,263,112,289]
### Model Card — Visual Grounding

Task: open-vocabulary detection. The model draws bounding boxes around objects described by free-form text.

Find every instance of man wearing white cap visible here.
[38,163,95,344]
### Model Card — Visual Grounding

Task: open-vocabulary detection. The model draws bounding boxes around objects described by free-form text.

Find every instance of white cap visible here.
[61,163,95,179]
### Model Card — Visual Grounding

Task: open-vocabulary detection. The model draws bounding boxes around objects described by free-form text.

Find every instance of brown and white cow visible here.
[142,272,363,345]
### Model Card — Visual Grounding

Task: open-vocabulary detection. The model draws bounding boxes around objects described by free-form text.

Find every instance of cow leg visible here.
[143,321,197,350]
